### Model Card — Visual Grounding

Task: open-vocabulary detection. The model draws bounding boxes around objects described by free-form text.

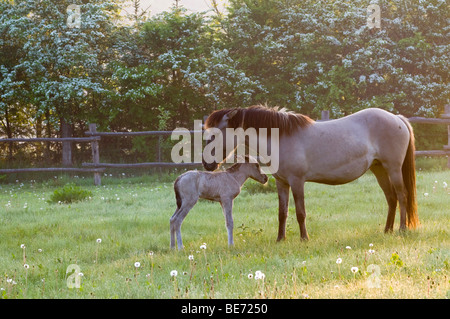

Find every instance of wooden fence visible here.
[0,136,105,177]
[1,106,449,185]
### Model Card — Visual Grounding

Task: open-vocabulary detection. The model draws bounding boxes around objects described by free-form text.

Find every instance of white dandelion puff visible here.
[255,271,265,280]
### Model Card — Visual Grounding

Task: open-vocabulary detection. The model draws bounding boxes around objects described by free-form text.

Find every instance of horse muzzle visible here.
[259,175,269,184]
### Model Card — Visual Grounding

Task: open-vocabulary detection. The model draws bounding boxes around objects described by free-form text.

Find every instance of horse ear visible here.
[226,109,239,120]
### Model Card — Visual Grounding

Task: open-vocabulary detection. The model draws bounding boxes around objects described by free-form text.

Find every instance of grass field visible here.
[0,169,448,299]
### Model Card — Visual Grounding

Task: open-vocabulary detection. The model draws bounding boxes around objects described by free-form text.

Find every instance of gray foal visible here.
[170,162,268,250]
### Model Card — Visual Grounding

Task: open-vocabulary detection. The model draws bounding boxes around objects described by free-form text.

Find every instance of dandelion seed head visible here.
[134,262,141,268]
[336,258,342,264]
[170,270,178,277]
[255,271,265,280]
[96,238,102,244]
[351,267,359,273]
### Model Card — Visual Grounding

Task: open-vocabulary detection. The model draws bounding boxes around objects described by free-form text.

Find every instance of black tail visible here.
[174,176,182,209]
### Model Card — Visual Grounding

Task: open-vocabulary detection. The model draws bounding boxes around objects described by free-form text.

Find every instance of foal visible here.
[170,162,268,250]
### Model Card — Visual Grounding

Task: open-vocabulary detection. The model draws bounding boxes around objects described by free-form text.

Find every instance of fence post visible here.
[321,110,330,121]
[61,120,73,167]
[89,123,101,186]
[442,104,450,168]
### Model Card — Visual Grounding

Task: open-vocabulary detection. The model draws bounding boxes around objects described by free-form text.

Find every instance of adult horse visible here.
[202,105,419,241]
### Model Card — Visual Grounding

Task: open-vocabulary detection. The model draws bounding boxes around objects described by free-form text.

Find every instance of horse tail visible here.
[398,115,419,229]
[174,176,182,209]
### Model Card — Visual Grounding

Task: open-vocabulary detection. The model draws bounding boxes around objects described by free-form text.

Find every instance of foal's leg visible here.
[170,198,198,250]
[289,177,309,241]
[370,163,398,232]
[170,208,180,249]
[220,198,234,246]
[276,179,290,241]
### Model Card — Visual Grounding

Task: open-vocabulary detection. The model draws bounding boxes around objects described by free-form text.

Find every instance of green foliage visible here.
[389,252,404,268]
[48,183,92,204]
[243,174,277,194]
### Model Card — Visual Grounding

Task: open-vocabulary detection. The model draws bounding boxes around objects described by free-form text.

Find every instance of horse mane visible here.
[226,163,243,173]
[205,105,314,135]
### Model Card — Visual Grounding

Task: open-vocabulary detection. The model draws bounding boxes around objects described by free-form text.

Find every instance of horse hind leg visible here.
[386,167,409,231]
[370,163,397,232]
[170,208,179,249]
[170,199,198,250]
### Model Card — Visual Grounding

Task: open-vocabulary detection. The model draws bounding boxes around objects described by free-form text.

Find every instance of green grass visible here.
[0,171,448,299]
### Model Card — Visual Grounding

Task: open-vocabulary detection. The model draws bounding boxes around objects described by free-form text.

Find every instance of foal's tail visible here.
[174,176,182,209]
[398,116,419,229]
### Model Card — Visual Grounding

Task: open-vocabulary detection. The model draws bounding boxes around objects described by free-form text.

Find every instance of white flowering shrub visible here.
[223,0,449,118]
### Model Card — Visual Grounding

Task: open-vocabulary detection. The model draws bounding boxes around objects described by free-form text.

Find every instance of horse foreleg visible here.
[221,199,234,246]
[290,178,309,241]
[276,179,290,241]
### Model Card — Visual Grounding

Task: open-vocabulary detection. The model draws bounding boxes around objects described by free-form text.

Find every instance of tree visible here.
[1,0,122,164]
[220,0,449,118]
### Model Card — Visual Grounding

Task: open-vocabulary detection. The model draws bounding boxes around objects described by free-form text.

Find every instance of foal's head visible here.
[228,162,268,184]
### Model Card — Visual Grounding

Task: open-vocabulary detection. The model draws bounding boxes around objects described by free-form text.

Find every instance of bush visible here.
[48,183,92,204]
[243,175,277,194]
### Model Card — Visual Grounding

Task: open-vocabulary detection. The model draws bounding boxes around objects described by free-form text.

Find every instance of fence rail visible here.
[0,135,105,177]
[0,137,100,143]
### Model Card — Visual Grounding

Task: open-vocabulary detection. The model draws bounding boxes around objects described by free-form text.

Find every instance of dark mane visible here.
[226,163,243,173]
[205,105,314,135]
